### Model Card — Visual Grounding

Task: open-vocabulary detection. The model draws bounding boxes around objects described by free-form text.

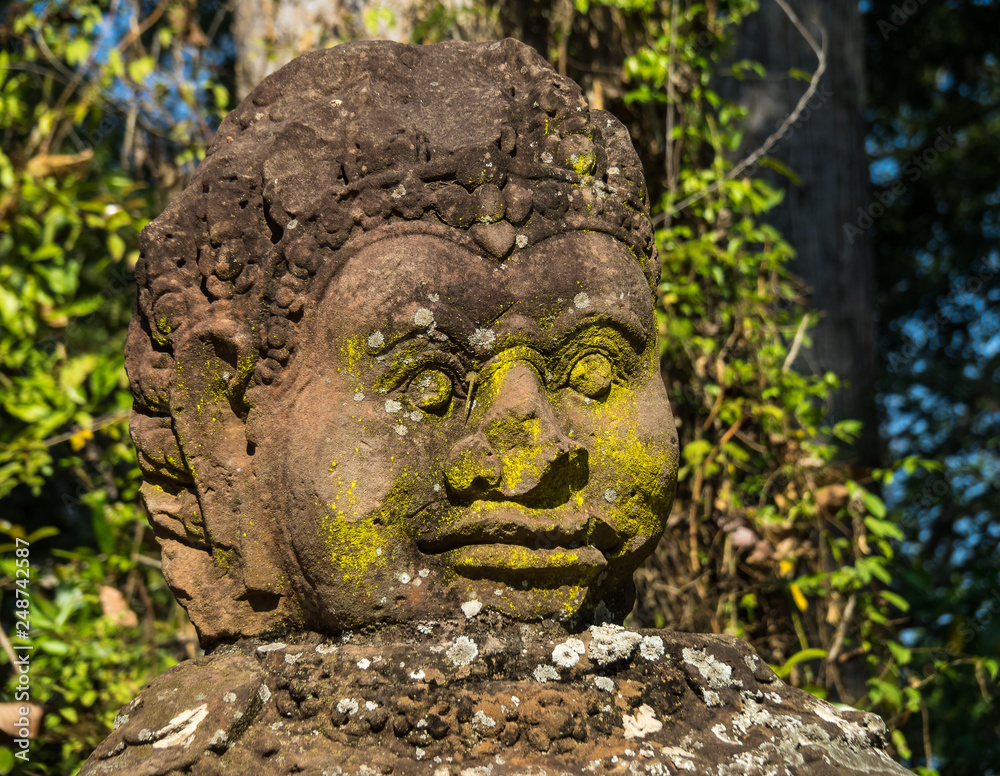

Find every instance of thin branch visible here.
[133,554,163,569]
[757,466,785,511]
[701,358,727,431]
[825,592,857,665]
[31,10,75,83]
[663,0,680,230]
[782,313,811,372]
[655,0,828,223]
[41,410,130,448]
[920,695,933,766]
[0,63,178,146]
[44,0,123,153]
[116,0,170,53]
[688,417,745,573]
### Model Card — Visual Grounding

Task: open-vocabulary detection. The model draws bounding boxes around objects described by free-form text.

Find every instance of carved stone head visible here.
[126,39,678,646]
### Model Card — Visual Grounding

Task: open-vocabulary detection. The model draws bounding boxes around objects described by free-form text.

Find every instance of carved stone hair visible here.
[124,40,656,627]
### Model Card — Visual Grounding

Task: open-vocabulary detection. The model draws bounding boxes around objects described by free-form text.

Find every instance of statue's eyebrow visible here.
[550,308,650,353]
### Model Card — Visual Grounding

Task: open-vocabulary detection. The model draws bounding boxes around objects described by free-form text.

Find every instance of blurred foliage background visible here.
[0,0,996,774]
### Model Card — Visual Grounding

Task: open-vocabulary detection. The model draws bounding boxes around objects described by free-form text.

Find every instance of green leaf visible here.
[682,439,713,465]
[756,156,803,186]
[887,640,912,666]
[91,505,114,556]
[26,525,59,543]
[865,516,904,540]
[107,232,126,261]
[891,729,912,760]
[39,639,71,655]
[28,243,62,262]
[860,491,886,519]
[880,590,910,612]
[0,746,14,774]
[127,56,155,84]
[65,37,90,67]
[868,677,903,709]
[771,648,828,678]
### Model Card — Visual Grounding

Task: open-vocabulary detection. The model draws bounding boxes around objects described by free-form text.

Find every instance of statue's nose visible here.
[444,362,587,505]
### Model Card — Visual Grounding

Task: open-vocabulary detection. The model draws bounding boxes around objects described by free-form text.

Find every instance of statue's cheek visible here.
[596,439,673,533]
[578,388,677,536]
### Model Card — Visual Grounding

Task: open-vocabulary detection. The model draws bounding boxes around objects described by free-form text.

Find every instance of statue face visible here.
[256,231,678,628]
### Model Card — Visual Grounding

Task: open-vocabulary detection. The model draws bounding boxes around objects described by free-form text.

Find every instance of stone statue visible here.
[82,39,913,776]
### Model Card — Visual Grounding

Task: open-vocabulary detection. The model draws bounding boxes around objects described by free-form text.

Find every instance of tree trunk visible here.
[233,0,391,100]
[722,0,879,463]
[232,0,499,100]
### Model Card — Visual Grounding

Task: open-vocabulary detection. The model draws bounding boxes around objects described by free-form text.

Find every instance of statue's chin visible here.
[293,573,635,634]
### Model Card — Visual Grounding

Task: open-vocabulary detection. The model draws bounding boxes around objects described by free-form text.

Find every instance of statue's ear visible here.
[129,313,304,645]
[167,318,301,631]
[172,318,256,423]
[167,315,259,534]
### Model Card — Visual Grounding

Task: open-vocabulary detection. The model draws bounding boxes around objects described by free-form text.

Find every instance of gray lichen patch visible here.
[682,646,735,689]
[622,704,662,739]
[152,703,207,748]
[552,638,585,667]
[445,636,478,667]
[533,664,560,682]
[639,635,665,661]
[461,600,483,618]
[468,328,496,350]
[336,698,359,715]
[588,624,642,665]
[594,676,615,693]
[472,710,497,730]
[366,330,385,350]
[413,308,434,328]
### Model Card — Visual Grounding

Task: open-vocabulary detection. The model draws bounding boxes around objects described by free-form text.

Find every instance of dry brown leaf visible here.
[25,149,94,178]
[99,585,139,628]
[814,483,849,509]
[0,702,42,739]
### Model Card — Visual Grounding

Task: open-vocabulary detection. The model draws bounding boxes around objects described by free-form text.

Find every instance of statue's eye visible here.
[410,368,453,412]
[569,353,613,399]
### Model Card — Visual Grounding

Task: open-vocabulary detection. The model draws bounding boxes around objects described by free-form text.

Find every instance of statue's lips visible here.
[416,506,622,554]
[445,544,607,585]
[416,504,623,583]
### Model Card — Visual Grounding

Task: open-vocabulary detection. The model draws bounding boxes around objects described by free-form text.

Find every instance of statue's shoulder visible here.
[81,627,913,776]
[79,648,265,776]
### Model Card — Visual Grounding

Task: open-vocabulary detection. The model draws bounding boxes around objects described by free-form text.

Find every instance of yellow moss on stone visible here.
[320,512,389,586]
[320,472,421,586]
[213,548,235,572]
[490,417,544,492]
[339,334,368,377]
[589,384,676,543]
[459,580,590,622]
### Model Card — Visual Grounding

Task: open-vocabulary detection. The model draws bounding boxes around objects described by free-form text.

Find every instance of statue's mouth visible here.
[442,543,608,586]
[416,503,625,585]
